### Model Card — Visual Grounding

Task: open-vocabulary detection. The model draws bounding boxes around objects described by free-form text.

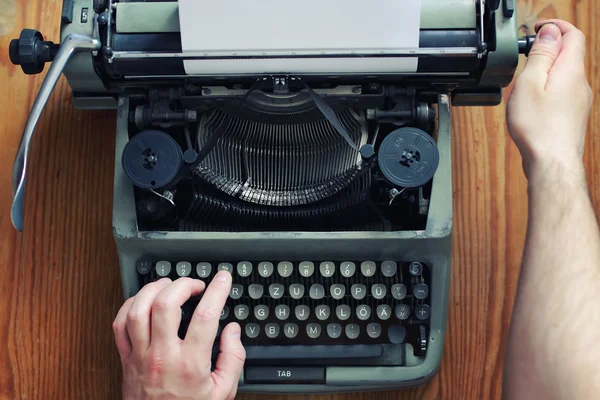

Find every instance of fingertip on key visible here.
[215,270,232,281]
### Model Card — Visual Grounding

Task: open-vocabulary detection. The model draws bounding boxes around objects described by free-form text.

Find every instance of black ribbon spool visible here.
[122,130,183,190]
[377,127,440,188]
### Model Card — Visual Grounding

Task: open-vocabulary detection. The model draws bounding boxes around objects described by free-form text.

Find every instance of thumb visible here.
[212,323,245,397]
[524,23,563,80]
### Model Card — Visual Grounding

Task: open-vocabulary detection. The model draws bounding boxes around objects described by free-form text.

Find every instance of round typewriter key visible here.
[137,260,152,275]
[245,323,260,338]
[413,283,429,299]
[289,284,305,299]
[377,127,440,188]
[299,261,315,278]
[356,305,371,321]
[376,304,392,321]
[409,262,423,276]
[155,261,171,277]
[388,325,407,344]
[415,304,431,320]
[350,284,367,300]
[277,261,293,278]
[381,261,397,278]
[234,305,250,320]
[220,306,229,320]
[258,262,274,278]
[330,284,346,300]
[121,130,183,190]
[395,304,410,320]
[345,324,360,340]
[360,261,376,277]
[269,284,284,299]
[315,305,331,321]
[265,323,280,339]
[309,284,325,300]
[327,323,342,339]
[306,323,322,339]
[336,305,351,321]
[237,261,252,277]
[196,262,212,278]
[275,305,290,320]
[248,284,264,300]
[319,261,335,278]
[340,262,356,277]
[176,262,192,277]
[230,284,243,300]
[295,305,310,321]
[254,305,269,320]
[367,323,382,339]
[284,323,299,338]
[218,263,233,273]
[391,284,407,300]
[371,284,387,299]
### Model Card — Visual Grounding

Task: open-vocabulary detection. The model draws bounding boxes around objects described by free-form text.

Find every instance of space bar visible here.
[245,345,384,360]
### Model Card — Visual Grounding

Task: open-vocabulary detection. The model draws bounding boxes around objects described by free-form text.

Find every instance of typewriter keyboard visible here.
[137,260,431,365]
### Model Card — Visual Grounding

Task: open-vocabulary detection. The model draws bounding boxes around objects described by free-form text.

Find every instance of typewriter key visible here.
[122,130,183,190]
[378,127,440,188]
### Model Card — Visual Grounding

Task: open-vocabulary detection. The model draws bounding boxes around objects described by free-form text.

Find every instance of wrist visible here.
[525,155,587,192]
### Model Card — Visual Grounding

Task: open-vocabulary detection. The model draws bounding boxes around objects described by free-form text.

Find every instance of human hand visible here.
[112,272,246,400]
[507,20,593,181]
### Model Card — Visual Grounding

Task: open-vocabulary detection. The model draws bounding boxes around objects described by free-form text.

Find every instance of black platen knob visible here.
[518,35,537,56]
[9,29,59,75]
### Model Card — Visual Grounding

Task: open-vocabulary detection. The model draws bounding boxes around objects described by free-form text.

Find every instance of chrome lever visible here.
[11,34,101,231]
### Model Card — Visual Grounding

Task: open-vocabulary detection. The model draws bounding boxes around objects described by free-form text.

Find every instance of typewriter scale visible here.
[8,0,532,394]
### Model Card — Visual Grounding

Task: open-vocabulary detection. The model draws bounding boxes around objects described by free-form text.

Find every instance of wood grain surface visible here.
[0,1,598,399]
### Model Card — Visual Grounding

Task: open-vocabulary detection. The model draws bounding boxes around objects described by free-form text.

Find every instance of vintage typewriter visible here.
[8,0,535,393]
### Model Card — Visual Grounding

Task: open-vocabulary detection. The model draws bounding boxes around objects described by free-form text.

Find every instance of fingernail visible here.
[537,23,561,42]
[231,331,241,339]
[215,271,231,281]
[535,22,557,33]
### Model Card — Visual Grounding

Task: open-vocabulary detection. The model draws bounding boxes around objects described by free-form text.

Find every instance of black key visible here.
[137,260,152,275]
[244,344,384,360]
[415,304,431,320]
[245,366,325,384]
[413,283,429,299]
[409,262,423,276]
[388,325,406,344]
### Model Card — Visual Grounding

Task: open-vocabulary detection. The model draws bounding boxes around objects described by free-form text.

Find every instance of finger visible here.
[126,278,172,352]
[113,297,135,359]
[212,323,245,398]
[522,22,563,84]
[184,271,232,352]
[151,278,206,346]
[535,20,587,67]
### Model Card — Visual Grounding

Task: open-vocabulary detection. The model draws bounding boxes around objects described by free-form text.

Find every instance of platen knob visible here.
[9,29,59,75]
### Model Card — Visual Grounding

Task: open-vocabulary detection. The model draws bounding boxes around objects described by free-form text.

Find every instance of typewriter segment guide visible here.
[9,0,532,393]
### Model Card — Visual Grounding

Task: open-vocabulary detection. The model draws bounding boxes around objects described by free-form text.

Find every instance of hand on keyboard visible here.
[507,20,592,181]
[112,272,246,400]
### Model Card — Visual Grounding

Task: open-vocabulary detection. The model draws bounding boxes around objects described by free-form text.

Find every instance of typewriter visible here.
[8,0,534,393]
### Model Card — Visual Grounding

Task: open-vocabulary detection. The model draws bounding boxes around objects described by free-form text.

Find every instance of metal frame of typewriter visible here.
[113,93,452,392]
[9,0,526,393]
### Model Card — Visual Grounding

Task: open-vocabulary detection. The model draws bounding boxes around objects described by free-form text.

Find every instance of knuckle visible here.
[232,346,247,363]
[152,296,171,313]
[194,305,218,322]
[126,310,144,325]
[529,44,558,61]
[112,319,123,333]
[144,349,167,377]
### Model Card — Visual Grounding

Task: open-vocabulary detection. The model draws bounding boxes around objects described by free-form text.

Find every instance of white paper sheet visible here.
[178,0,422,75]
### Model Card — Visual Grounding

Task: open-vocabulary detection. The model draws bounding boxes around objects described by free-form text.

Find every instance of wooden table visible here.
[1,1,598,399]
